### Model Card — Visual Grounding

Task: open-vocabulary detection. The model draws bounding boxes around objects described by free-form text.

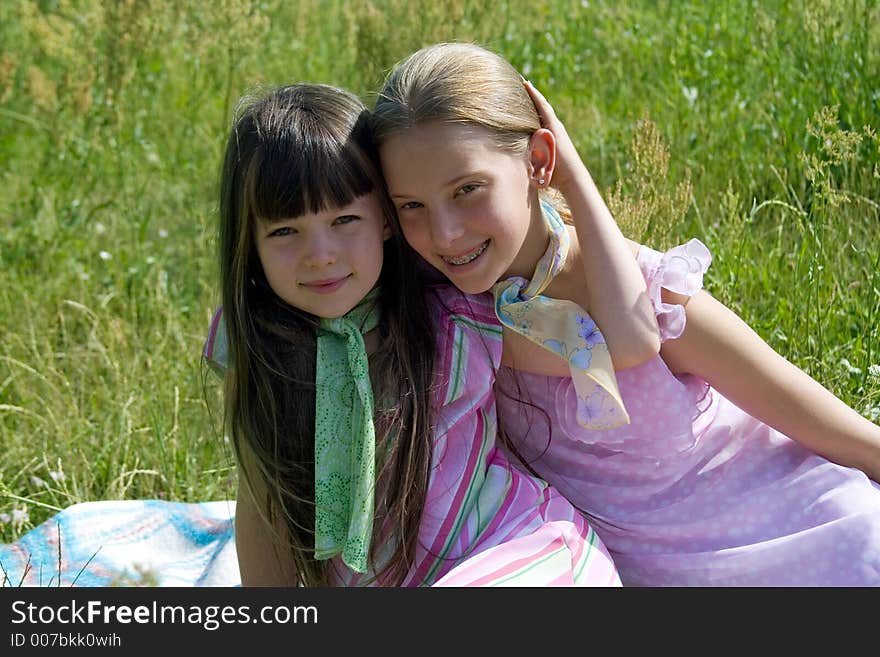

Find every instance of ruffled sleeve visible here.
[637,238,712,342]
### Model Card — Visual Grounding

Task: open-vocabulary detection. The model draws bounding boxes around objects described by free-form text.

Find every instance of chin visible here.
[451,278,493,296]
[313,300,358,319]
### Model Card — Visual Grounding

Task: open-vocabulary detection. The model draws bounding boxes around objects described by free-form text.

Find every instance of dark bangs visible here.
[245,111,380,223]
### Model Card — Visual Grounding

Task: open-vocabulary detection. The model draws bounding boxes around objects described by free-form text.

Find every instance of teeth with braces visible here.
[443,241,488,265]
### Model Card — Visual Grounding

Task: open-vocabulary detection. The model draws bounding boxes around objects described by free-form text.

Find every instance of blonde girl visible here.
[371,42,880,586]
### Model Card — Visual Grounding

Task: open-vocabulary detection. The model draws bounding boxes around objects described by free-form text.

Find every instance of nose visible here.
[302,231,337,268]
[429,207,465,250]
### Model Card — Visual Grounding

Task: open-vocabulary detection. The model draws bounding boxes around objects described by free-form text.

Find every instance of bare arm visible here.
[525,81,660,371]
[235,458,300,586]
[660,288,880,482]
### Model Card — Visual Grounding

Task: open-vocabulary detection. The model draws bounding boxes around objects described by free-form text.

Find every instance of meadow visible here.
[1,0,878,546]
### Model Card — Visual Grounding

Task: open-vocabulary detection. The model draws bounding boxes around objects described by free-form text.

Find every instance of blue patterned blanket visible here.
[0,500,240,587]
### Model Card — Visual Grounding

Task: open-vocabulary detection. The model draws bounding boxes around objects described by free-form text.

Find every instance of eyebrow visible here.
[389,171,488,199]
[258,215,301,226]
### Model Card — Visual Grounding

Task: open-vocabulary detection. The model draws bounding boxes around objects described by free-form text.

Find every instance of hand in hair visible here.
[523,79,661,370]
[522,79,585,198]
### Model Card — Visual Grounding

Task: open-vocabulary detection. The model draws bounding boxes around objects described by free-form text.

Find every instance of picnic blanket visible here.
[0,500,240,587]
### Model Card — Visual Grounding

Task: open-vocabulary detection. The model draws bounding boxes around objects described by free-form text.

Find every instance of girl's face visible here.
[254,191,391,319]
[380,121,548,295]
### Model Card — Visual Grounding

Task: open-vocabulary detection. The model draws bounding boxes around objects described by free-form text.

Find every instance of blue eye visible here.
[269,226,296,237]
[399,201,423,211]
[334,214,359,225]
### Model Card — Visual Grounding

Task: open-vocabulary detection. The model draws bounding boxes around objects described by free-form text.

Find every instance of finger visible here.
[522,79,548,114]
[522,79,557,125]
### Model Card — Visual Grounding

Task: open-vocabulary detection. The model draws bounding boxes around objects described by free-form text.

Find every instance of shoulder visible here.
[635,238,712,288]
[635,238,713,342]
[202,306,228,376]
[426,284,500,332]
[426,285,503,397]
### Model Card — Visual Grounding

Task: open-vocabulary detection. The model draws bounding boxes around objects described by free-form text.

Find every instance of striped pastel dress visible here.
[326,286,620,586]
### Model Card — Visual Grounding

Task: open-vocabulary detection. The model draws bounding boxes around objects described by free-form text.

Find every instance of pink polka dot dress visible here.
[496,240,880,586]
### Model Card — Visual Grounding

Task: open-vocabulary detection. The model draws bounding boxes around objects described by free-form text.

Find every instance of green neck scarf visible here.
[492,201,630,430]
[313,287,381,573]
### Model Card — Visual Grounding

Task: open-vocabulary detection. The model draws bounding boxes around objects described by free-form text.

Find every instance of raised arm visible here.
[525,81,660,370]
[660,287,880,482]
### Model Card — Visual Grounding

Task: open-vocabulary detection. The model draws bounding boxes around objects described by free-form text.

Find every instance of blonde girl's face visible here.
[254,192,391,319]
[380,121,549,295]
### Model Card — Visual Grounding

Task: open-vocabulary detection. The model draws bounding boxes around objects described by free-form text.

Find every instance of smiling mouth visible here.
[300,275,351,292]
[441,240,489,266]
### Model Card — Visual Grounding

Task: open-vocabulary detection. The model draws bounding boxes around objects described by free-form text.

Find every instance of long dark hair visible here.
[217,83,435,585]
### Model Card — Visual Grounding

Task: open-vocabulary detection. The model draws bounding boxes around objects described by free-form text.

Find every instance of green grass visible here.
[1,0,878,543]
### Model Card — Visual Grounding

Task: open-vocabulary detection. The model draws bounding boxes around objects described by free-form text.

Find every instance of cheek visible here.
[254,242,272,274]
[259,244,301,281]
[483,197,522,240]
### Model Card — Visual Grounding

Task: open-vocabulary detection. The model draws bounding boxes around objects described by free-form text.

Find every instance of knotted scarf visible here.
[202,290,382,573]
[493,202,630,429]
[313,287,381,573]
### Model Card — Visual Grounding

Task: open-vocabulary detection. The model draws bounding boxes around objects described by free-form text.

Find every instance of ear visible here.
[527,128,556,189]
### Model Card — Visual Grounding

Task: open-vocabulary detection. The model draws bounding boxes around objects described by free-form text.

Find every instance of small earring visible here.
[538,178,546,186]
